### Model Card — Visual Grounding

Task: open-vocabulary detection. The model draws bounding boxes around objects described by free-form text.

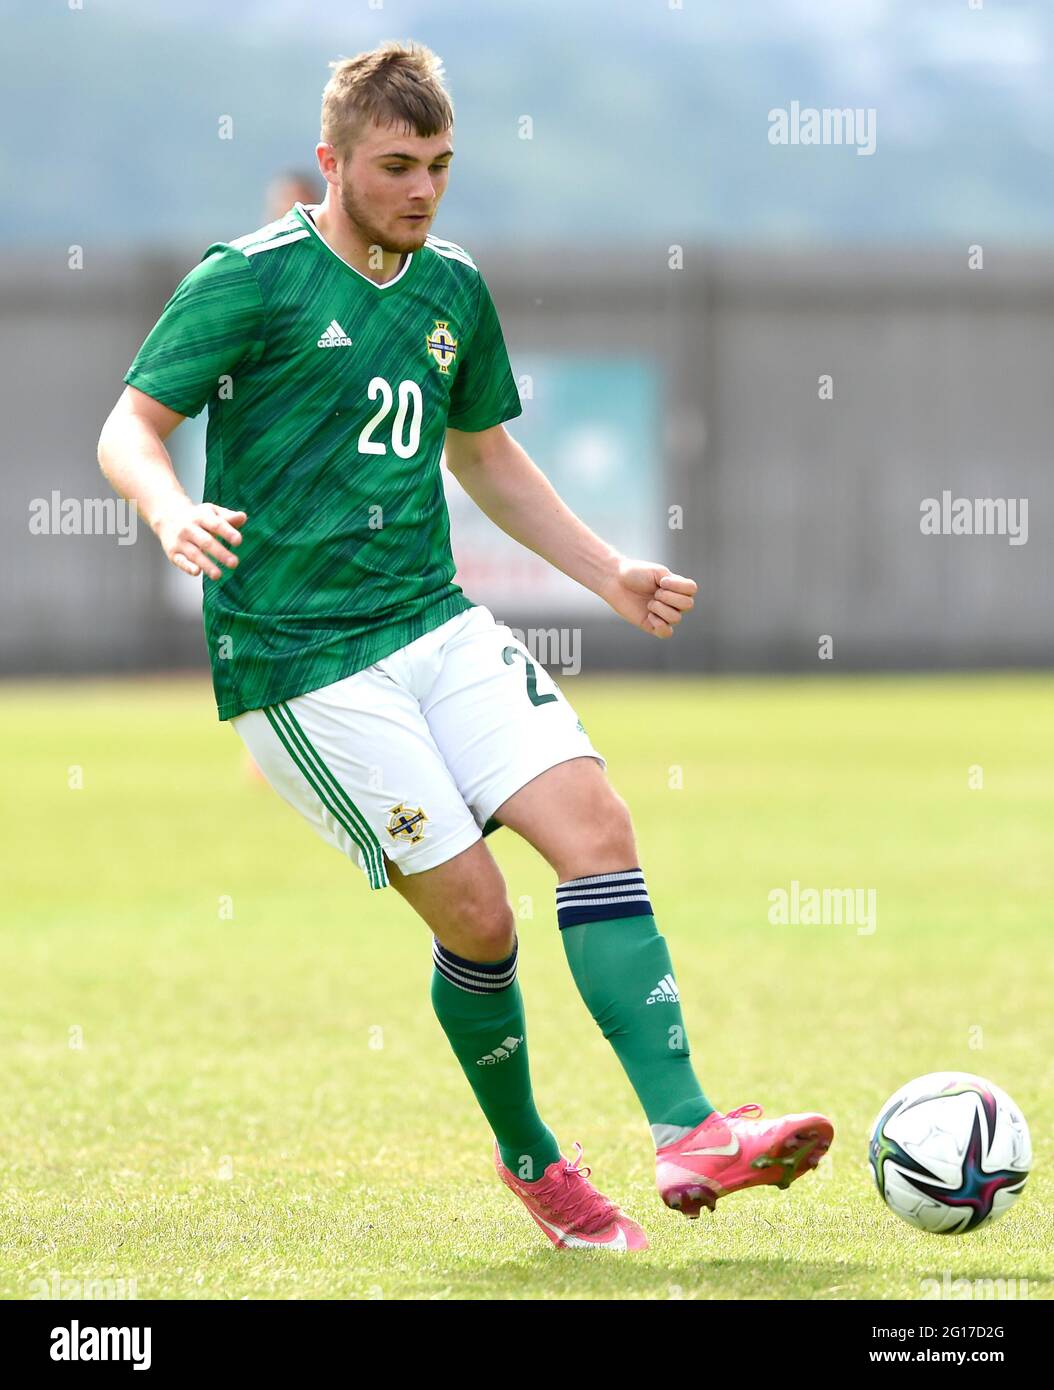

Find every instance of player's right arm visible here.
[98,243,267,579]
[97,385,245,580]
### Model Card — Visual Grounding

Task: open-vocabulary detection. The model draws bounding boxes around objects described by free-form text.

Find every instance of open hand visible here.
[155,502,247,580]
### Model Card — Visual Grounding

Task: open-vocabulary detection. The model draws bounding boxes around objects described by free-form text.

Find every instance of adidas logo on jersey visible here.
[476,1035,524,1066]
[317,319,353,348]
[645,974,680,1005]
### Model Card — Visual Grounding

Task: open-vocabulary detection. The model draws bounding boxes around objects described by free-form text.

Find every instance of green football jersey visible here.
[124,202,523,720]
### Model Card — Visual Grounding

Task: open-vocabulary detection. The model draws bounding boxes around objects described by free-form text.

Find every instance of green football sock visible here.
[557,868,714,1136]
[431,936,560,1182]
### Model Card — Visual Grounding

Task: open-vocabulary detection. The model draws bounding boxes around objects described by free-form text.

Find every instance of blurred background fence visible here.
[2,245,1050,677]
[2,0,1051,681]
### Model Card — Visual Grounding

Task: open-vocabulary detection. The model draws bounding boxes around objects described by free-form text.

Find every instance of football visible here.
[869,1071,1031,1233]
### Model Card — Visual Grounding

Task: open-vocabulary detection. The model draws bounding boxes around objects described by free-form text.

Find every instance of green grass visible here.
[1,673,1051,1300]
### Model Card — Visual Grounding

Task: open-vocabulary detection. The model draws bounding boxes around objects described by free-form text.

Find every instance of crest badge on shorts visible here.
[426,320,458,374]
[386,803,429,844]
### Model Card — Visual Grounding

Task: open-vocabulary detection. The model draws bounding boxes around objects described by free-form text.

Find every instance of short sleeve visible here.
[123,244,267,419]
[446,273,523,432]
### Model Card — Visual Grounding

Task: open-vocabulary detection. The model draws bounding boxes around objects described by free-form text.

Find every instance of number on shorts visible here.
[502,645,558,707]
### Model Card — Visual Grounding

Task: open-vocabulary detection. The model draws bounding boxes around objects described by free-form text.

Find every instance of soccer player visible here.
[98,41,833,1251]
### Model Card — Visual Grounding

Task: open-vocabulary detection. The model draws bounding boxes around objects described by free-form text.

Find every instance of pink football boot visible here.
[656,1102,834,1218]
[495,1141,649,1250]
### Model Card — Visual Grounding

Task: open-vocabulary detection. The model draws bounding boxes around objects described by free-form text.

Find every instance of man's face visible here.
[328,119,453,253]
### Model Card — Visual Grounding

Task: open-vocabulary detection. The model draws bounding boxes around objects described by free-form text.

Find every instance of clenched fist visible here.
[598,558,697,638]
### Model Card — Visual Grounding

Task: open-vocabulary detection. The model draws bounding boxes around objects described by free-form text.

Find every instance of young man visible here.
[98,41,832,1252]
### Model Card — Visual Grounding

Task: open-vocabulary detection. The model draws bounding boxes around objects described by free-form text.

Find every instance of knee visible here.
[595,792,638,862]
[454,897,516,961]
[554,790,638,880]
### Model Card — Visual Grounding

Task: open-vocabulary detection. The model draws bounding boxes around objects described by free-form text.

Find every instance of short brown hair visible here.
[321,41,454,160]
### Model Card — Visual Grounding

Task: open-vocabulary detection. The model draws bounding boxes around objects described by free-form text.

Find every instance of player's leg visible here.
[422,606,832,1215]
[384,837,648,1248]
[494,757,832,1217]
[231,671,562,1186]
[420,607,712,1143]
[491,755,716,1148]
[382,837,563,1183]
[231,617,649,1245]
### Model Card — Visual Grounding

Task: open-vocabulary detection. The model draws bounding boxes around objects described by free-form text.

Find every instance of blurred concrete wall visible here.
[2,247,1051,677]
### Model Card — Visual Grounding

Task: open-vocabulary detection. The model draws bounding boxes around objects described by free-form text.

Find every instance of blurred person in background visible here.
[265,169,322,222]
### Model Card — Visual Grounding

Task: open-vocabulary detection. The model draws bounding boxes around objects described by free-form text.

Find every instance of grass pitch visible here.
[1,672,1051,1300]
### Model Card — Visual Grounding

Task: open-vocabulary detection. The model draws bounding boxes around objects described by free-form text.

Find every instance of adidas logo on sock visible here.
[476,1035,524,1066]
[645,973,680,1005]
[317,319,353,348]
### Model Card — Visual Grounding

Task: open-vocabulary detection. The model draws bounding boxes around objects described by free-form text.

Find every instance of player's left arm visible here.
[444,423,696,639]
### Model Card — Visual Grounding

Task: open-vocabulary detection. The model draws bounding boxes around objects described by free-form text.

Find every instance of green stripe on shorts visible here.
[263,703,388,889]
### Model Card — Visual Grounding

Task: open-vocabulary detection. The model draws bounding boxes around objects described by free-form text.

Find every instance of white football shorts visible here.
[230,604,606,889]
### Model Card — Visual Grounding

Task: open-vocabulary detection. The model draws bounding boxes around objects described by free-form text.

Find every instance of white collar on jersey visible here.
[295,202,413,288]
